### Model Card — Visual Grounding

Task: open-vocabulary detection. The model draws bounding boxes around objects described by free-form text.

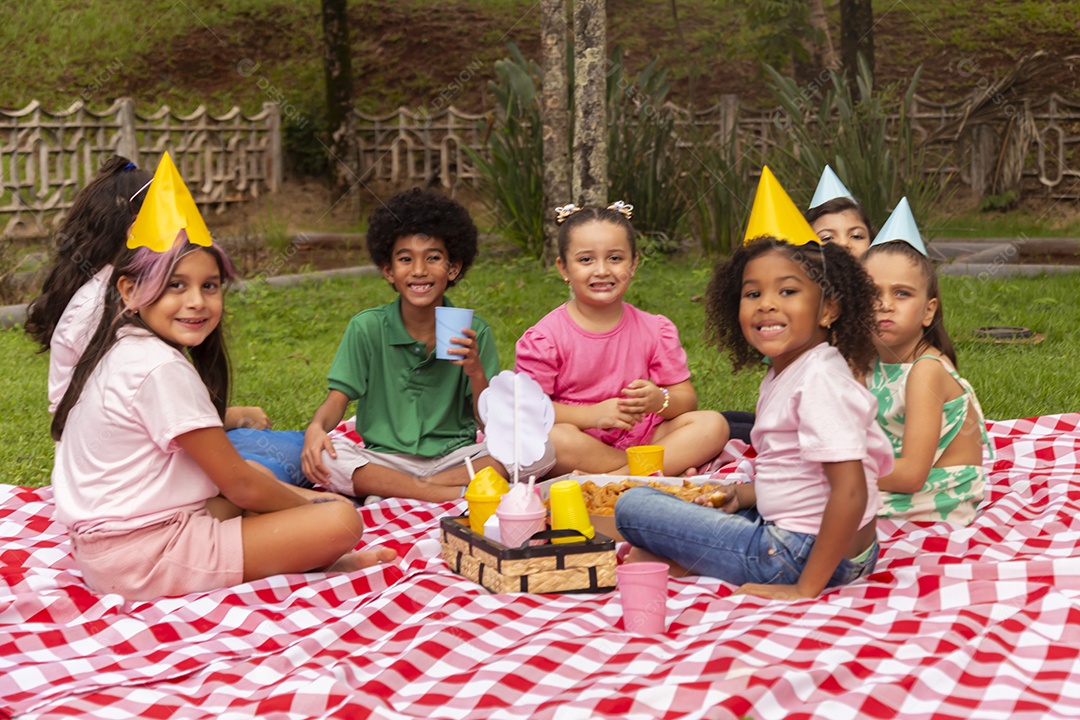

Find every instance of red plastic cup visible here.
[616,561,669,634]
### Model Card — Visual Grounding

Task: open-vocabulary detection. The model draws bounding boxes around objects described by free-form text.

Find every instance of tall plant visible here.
[466,43,546,257]
[765,54,944,232]
[606,47,689,251]
[681,120,761,254]
[471,43,693,257]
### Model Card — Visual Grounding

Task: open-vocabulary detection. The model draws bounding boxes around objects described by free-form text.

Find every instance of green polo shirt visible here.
[327,296,500,457]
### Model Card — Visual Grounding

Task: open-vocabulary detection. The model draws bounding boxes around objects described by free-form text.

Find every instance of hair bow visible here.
[606,200,634,220]
[554,203,580,224]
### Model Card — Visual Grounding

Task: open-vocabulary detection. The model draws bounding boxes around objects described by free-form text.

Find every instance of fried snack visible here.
[547,478,722,516]
[704,489,730,508]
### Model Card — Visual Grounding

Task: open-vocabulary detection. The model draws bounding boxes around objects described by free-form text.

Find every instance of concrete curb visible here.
[1,264,380,331]
[938,263,1077,278]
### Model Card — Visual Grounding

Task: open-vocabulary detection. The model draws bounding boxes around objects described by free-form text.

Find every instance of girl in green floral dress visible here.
[862,208,990,525]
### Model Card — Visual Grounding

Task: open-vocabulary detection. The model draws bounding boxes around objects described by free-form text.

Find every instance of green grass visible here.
[2,255,1079,488]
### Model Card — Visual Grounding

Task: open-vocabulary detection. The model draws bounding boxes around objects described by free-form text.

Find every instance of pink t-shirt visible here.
[751,342,891,535]
[515,303,691,449]
[48,266,110,413]
[52,329,224,534]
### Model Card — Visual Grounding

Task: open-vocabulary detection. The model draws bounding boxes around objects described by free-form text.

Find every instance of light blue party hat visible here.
[870,197,928,256]
[808,165,854,210]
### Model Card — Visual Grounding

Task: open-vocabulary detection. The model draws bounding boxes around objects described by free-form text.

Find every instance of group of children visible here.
[29,154,988,603]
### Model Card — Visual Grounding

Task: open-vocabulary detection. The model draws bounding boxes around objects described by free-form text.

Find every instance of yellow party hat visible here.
[743,166,820,246]
[127,152,212,252]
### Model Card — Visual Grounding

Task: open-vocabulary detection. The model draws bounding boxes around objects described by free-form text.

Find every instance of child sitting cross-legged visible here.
[615,169,893,599]
[302,188,554,502]
[514,201,728,477]
[51,156,390,602]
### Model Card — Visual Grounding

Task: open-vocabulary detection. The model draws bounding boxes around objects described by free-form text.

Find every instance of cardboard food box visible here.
[536,474,720,543]
[440,516,616,594]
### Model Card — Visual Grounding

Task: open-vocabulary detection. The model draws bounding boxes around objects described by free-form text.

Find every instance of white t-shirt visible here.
[52,329,223,533]
[751,342,892,535]
[48,266,110,413]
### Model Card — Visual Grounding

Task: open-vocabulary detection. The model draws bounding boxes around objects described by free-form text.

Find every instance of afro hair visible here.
[366,188,479,287]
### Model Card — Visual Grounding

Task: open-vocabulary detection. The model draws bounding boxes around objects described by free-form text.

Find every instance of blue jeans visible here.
[614,486,877,588]
[226,429,312,488]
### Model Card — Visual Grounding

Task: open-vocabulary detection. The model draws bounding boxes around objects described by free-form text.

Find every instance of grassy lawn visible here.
[2,254,1078,489]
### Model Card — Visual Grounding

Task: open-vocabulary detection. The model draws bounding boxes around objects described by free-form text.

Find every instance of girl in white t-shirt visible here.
[51,238,394,601]
[615,237,893,599]
[26,155,309,487]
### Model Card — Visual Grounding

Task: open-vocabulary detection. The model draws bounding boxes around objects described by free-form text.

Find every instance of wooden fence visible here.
[355,92,1080,201]
[0,98,282,237]
[5,90,1077,237]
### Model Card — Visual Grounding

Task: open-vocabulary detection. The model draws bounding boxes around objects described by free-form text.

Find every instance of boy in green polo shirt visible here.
[301,189,553,502]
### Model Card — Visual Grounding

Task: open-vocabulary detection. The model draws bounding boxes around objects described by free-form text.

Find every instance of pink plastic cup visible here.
[616,561,669,634]
[496,507,547,548]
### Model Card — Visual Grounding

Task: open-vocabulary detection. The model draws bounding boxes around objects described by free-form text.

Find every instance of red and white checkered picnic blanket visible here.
[3,414,1080,719]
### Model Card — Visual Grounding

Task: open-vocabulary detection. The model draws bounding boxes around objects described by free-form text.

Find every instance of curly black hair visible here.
[705,237,879,376]
[366,188,478,287]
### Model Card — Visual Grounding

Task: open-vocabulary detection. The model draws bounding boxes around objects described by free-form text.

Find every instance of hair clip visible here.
[129,178,153,204]
[122,162,137,171]
[607,200,633,220]
[554,203,580,224]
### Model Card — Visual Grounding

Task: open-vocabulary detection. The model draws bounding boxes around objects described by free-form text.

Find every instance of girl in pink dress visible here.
[515,202,728,477]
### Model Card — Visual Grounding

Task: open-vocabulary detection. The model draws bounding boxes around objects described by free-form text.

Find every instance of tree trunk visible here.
[541,0,571,266]
[805,0,837,71]
[322,0,356,198]
[839,0,874,96]
[572,0,607,208]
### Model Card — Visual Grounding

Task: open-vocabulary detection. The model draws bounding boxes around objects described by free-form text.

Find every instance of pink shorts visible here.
[70,508,244,601]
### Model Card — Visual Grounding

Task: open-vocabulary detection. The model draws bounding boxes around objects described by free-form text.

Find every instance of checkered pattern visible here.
[3,414,1080,719]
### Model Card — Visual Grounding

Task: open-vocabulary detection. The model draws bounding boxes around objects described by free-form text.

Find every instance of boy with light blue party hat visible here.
[862,197,989,525]
[805,165,876,256]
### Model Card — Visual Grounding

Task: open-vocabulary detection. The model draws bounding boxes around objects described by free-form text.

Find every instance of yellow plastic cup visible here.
[626,445,665,476]
[549,479,594,544]
[464,467,510,535]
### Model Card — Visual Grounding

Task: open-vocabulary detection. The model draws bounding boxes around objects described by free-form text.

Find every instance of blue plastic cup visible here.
[435,306,474,360]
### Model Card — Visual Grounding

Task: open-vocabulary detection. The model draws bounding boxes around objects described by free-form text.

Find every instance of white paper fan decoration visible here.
[477,370,554,478]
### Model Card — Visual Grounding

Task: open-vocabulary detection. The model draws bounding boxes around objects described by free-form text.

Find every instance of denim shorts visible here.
[614,486,877,588]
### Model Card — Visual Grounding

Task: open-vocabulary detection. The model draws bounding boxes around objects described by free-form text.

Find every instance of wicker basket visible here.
[441,516,617,594]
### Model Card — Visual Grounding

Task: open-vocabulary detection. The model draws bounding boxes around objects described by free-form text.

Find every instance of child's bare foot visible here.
[326,547,398,573]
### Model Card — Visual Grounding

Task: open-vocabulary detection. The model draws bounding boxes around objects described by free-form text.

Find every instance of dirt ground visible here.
[110,1,1080,115]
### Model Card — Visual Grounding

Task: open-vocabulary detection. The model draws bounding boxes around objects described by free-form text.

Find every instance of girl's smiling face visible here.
[863,249,937,362]
[556,220,638,309]
[738,249,838,373]
[811,209,871,256]
[120,248,224,347]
